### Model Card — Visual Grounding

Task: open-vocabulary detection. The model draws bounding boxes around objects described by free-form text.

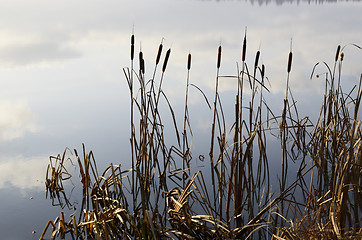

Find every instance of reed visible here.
[284,44,362,239]
[41,34,361,239]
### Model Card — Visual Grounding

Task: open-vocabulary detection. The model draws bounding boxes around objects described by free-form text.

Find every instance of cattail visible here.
[242,33,247,62]
[335,45,341,62]
[139,51,144,74]
[287,52,293,73]
[141,58,145,74]
[131,35,135,60]
[254,50,260,70]
[156,43,163,65]
[340,52,344,62]
[217,45,222,69]
[162,48,171,72]
[261,64,265,79]
[187,53,191,70]
[139,51,143,63]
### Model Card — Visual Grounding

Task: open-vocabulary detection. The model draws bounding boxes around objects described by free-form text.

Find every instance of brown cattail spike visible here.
[217,45,222,69]
[242,33,247,62]
[156,43,163,65]
[162,48,171,72]
[340,52,344,62]
[131,45,134,60]
[254,51,260,70]
[187,53,191,70]
[261,64,265,79]
[287,52,293,73]
[131,35,135,60]
[335,45,341,62]
[139,51,144,74]
[141,59,145,74]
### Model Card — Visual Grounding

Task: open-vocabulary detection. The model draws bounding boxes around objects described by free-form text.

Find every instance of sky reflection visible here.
[0,0,361,238]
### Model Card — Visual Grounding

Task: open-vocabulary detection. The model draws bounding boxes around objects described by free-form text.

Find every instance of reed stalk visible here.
[41,34,361,240]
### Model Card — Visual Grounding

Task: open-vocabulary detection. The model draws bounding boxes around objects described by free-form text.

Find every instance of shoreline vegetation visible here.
[41,32,361,239]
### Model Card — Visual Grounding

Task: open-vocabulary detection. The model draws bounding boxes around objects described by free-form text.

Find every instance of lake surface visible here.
[0,0,361,239]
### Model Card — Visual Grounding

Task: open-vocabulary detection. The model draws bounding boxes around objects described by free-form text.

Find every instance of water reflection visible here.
[200,0,361,4]
[0,188,63,240]
[253,0,361,5]
[0,0,361,238]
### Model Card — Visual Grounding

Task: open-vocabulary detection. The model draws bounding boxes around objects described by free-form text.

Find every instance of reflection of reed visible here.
[197,0,361,6]
[41,34,361,239]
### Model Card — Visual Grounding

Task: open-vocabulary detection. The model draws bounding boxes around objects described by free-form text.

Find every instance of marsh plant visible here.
[41,33,361,239]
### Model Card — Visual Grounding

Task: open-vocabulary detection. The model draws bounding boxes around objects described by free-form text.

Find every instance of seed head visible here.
[287,52,293,73]
[162,48,171,72]
[187,53,191,70]
[156,43,163,65]
[217,45,222,69]
[242,34,247,62]
[335,45,341,62]
[130,35,135,60]
[139,51,144,74]
[254,50,260,70]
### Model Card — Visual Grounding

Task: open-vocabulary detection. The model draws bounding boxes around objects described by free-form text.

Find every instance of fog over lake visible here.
[0,0,361,239]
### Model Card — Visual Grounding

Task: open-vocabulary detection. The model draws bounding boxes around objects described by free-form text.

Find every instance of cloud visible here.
[0,155,48,189]
[0,100,37,142]
[0,41,82,68]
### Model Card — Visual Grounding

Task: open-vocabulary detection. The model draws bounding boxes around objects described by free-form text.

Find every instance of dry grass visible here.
[40,35,361,239]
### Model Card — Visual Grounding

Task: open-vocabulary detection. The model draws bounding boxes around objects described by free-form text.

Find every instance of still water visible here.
[0,0,361,239]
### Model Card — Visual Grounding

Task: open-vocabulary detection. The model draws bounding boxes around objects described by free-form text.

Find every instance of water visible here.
[0,0,361,239]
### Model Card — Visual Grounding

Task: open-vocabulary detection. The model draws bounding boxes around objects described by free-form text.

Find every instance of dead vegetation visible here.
[41,33,361,239]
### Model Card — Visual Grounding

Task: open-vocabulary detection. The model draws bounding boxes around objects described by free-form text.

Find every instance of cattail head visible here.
[261,64,265,79]
[242,33,247,62]
[187,53,191,70]
[287,52,293,73]
[340,52,344,62]
[162,48,171,72]
[141,59,145,74]
[156,42,163,65]
[130,35,135,60]
[139,51,143,62]
[254,50,260,70]
[217,45,222,69]
[139,51,144,74]
[335,45,341,62]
